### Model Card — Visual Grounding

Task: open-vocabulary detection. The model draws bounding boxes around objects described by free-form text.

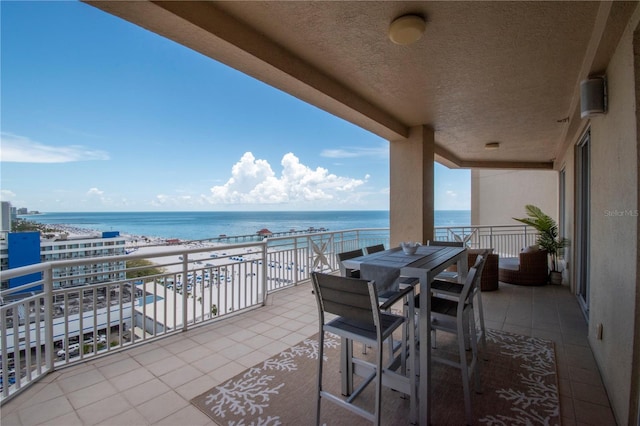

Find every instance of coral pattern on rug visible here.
[191,329,559,425]
[200,335,337,426]
[478,329,559,425]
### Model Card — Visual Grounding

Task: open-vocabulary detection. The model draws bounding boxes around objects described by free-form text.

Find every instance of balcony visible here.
[0,227,616,424]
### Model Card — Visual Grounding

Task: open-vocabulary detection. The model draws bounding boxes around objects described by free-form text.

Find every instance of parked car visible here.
[57,343,80,358]
[84,335,107,345]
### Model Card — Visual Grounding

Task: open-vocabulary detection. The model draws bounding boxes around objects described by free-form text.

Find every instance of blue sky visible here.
[0,1,470,212]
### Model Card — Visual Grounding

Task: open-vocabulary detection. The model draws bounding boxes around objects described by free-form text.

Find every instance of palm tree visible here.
[513,204,569,273]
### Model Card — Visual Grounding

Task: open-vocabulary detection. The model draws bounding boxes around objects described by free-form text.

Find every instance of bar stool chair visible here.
[311,272,417,425]
[337,248,364,278]
[364,244,385,254]
[429,246,488,357]
[412,254,486,425]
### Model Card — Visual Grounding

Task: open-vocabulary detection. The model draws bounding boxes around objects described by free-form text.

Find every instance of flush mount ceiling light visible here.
[485,142,500,150]
[388,14,426,45]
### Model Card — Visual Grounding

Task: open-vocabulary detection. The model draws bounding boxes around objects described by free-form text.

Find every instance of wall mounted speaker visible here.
[580,77,607,119]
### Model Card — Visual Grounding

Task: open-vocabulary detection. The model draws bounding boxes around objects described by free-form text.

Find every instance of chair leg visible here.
[475,291,488,360]
[456,322,473,425]
[468,313,482,394]
[407,298,417,424]
[316,330,325,426]
[462,309,471,351]
[375,339,383,426]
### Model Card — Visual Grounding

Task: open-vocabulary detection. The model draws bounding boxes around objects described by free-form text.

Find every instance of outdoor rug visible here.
[191,328,559,425]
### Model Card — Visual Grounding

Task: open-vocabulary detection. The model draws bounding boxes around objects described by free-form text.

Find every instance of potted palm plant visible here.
[513,204,569,284]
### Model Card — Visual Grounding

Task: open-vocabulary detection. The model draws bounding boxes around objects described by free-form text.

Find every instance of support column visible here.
[389,125,435,246]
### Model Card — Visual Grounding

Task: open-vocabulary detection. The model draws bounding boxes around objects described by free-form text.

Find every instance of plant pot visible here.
[549,271,562,285]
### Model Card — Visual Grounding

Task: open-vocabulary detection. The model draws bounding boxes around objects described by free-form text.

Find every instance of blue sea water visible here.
[22,210,470,241]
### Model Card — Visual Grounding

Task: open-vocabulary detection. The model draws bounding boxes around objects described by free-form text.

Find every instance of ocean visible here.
[22,210,470,241]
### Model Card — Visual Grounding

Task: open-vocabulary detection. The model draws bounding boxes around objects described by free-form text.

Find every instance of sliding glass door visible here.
[575,130,590,318]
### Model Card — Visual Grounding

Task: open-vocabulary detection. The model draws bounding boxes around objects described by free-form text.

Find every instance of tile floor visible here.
[0,281,617,425]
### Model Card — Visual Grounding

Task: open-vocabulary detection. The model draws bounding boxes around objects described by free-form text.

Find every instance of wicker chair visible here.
[468,251,499,291]
[498,249,548,286]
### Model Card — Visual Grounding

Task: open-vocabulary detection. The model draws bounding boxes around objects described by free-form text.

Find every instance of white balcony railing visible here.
[0,225,534,404]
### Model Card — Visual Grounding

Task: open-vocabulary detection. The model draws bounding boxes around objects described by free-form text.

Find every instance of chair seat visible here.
[325,312,405,345]
[431,278,463,297]
[413,293,466,318]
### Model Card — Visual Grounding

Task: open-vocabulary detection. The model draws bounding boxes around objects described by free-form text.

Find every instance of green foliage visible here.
[126,259,163,279]
[11,218,58,234]
[513,204,569,271]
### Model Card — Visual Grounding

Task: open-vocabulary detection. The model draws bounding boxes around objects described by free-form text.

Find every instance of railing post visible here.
[43,268,54,372]
[489,226,494,251]
[261,242,268,305]
[182,254,189,332]
[293,238,299,286]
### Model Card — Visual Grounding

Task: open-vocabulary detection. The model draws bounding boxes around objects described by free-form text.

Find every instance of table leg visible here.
[341,337,353,396]
[418,271,431,425]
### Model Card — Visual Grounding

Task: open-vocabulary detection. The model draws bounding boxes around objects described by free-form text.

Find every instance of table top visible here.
[343,245,466,271]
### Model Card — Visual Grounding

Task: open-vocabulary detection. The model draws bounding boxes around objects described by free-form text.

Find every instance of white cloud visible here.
[320,145,388,159]
[0,132,109,163]
[0,189,16,199]
[446,190,457,197]
[87,188,104,196]
[207,152,367,205]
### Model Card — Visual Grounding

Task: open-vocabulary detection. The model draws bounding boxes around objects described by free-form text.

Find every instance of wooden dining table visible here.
[342,244,468,425]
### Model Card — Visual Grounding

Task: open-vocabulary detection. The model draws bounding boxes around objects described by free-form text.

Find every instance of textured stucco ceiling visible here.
[86,1,637,169]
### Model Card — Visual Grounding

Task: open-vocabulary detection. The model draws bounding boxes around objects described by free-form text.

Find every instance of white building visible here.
[1,231,127,292]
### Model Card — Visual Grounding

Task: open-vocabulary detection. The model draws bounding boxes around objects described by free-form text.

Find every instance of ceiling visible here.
[86,1,637,169]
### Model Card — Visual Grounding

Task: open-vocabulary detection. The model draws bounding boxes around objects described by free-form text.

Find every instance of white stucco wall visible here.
[584,9,639,424]
[471,169,558,226]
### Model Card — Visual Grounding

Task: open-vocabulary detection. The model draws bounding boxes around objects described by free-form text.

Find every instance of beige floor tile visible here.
[201,335,235,352]
[568,365,605,386]
[0,409,21,426]
[67,380,119,409]
[136,390,189,424]
[40,411,85,426]
[57,369,108,394]
[174,374,218,400]
[571,381,611,406]
[235,349,270,369]
[208,360,247,383]
[145,355,187,377]
[6,382,64,411]
[129,345,174,365]
[75,394,133,425]
[190,352,233,373]
[108,366,155,392]
[159,364,205,389]
[97,357,142,379]
[18,395,75,425]
[573,399,617,425]
[96,408,148,426]
[174,344,215,364]
[155,405,212,426]
[220,341,253,359]
[224,329,258,343]
[243,333,276,349]
[160,336,201,354]
[121,378,172,407]
[261,325,295,340]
